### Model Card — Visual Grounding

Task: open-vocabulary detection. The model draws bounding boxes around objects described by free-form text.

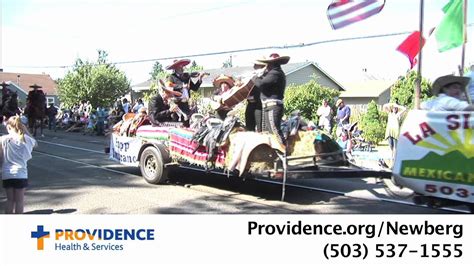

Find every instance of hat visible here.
[213,74,235,88]
[166,59,191,70]
[29,84,42,89]
[431,75,471,95]
[256,53,290,65]
[336,99,343,106]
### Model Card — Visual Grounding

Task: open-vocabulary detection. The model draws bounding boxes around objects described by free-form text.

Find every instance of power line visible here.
[6,23,474,69]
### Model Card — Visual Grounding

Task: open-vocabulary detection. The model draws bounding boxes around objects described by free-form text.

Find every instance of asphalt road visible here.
[0,128,462,214]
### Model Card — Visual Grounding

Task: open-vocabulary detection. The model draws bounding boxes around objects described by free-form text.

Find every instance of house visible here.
[0,71,59,107]
[131,61,345,98]
[339,80,393,110]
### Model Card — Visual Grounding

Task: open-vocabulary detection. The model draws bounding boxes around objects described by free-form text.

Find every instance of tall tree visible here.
[189,60,204,72]
[150,61,165,80]
[390,70,433,109]
[58,50,130,108]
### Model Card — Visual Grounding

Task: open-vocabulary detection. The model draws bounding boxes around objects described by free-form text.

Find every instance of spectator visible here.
[132,99,144,114]
[96,107,107,136]
[336,99,351,126]
[1,116,37,214]
[383,103,407,159]
[46,103,58,131]
[316,99,332,133]
[122,98,130,113]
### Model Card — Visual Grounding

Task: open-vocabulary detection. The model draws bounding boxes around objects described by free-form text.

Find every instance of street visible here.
[0,129,463,214]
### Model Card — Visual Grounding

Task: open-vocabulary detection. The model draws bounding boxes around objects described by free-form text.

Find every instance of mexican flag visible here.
[435,0,465,52]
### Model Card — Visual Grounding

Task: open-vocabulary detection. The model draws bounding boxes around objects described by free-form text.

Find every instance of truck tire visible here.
[140,146,169,184]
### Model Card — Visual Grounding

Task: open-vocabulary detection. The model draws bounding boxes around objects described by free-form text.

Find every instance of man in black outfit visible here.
[148,89,178,124]
[245,61,266,132]
[165,59,205,116]
[253,53,290,147]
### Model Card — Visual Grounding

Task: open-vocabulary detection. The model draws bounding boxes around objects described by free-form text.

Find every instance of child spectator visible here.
[1,116,37,214]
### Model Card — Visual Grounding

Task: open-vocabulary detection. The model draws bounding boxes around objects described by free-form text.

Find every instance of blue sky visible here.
[1,0,473,85]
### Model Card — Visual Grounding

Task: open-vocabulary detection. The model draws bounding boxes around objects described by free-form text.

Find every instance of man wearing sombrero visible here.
[212,74,235,119]
[165,59,205,120]
[421,75,474,111]
[253,53,290,146]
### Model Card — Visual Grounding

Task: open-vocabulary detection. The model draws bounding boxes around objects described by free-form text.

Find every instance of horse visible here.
[25,103,46,137]
[25,88,47,137]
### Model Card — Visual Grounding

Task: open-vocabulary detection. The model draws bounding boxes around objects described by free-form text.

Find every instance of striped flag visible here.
[327,0,386,30]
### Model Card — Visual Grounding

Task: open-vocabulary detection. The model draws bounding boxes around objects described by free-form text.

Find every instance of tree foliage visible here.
[284,79,340,122]
[390,70,433,108]
[58,50,129,108]
[189,60,203,72]
[149,61,165,80]
[359,100,386,144]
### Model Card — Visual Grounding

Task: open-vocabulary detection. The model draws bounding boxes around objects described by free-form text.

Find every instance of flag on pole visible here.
[327,0,386,30]
[396,31,426,69]
[435,0,464,52]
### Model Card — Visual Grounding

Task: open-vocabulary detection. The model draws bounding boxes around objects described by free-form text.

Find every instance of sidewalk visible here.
[351,143,392,170]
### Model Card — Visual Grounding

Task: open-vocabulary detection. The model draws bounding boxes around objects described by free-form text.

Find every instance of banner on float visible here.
[0,215,472,266]
[393,110,474,203]
[109,134,141,166]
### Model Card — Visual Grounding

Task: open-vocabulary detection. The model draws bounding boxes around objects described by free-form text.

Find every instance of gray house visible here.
[131,61,345,98]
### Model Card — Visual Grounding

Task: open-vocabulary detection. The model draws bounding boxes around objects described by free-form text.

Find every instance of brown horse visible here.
[25,87,47,137]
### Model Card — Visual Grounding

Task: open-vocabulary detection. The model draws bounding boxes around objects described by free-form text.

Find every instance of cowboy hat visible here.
[213,74,235,88]
[29,83,42,89]
[431,75,470,95]
[166,59,191,70]
[336,99,343,107]
[256,53,290,65]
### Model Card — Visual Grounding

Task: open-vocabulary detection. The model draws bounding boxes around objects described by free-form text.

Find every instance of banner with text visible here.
[109,134,141,166]
[0,215,473,266]
[393,110,474,203]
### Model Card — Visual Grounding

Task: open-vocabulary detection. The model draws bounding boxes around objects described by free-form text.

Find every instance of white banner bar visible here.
[0,215,472,266]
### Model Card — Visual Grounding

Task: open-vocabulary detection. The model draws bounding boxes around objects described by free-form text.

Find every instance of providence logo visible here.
[31,225,155,251]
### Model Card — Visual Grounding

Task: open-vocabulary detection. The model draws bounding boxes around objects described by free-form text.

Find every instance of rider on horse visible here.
[25,84,47,136]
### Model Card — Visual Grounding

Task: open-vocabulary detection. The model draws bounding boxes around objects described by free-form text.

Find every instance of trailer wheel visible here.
[140,146,168,184]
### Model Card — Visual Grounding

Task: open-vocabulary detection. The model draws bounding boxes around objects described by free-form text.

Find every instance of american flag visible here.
[327,0,386,30]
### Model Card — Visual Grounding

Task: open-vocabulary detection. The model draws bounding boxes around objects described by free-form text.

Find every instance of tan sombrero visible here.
[213,74,235,88]
[431,75,470,95]
[29,83,42,89]
[166,59,191,70]
[256,53,290,65]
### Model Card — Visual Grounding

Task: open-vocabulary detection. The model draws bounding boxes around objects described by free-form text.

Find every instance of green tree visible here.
[149,61,165,80]
[58,50,130,108]
[359,100,386,144]
[284,79,340,122]
[390,70,433,108]
[188,60,204,72]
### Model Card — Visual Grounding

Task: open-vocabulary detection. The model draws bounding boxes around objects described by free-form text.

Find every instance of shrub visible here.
[284,79,340,122]
[359,100,386,144]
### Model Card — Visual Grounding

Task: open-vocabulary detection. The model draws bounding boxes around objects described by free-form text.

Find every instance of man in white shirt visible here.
[421,75,474,111]
[316,99,332,132]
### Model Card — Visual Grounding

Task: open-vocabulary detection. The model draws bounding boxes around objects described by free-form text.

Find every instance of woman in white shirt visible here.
[1,116,37,214]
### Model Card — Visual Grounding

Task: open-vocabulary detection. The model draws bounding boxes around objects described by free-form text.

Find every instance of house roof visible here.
[0,72,58,95]
[339,80,394,98]
[132,62,344,91]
